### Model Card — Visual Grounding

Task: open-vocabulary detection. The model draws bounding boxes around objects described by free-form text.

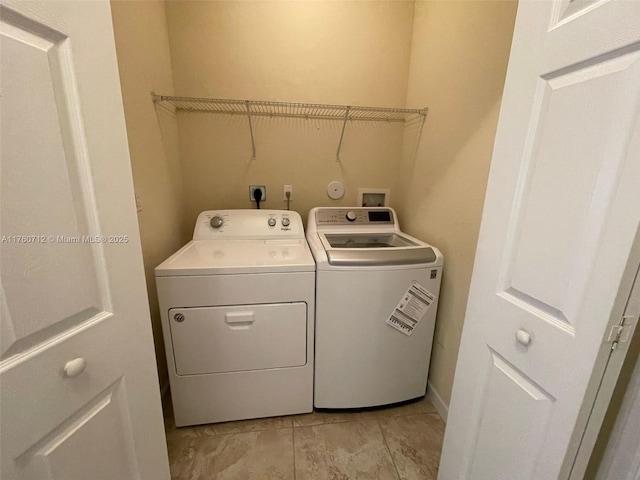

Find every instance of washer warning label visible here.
[386,281,435,336]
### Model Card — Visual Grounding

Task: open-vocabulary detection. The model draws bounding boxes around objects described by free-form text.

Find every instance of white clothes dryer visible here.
[156,210,315,426]
[306,207,443,409]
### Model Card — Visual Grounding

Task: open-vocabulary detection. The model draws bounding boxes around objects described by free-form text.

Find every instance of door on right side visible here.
[439,1,640,479]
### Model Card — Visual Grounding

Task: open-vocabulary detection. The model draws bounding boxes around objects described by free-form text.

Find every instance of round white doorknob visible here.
[516,329,532,346]
[64,357,87,378]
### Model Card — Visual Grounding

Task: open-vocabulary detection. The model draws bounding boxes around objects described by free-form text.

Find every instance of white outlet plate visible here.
[283,185,293,201]
[249,185,266,202]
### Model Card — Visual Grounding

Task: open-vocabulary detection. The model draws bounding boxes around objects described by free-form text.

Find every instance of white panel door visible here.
[439,1,640,479]
[0,1,170,479]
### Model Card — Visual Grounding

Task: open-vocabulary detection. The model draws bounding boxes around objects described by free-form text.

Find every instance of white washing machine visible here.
[306,207,443,409]
[156,209,315,426]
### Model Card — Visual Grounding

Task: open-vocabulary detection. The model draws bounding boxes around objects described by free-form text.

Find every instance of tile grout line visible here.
[292,426,297,480]
[377,419,403,480]
[212,423,294,437]
[293,416,367,428]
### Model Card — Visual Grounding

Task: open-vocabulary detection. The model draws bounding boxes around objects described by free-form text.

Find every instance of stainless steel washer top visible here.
[307,207,441,268]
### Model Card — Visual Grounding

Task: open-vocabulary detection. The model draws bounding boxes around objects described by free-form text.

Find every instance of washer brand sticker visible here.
[386,281,435,336]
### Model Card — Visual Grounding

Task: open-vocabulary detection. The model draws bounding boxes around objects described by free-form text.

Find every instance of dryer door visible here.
[169,303,307,375]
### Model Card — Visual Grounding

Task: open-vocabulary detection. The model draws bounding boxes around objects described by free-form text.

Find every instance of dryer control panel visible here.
[193,209,305,240]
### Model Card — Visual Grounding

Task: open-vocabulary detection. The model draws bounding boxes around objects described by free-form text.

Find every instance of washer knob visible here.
[282,217,290,227]
[268,218,276,227]
[210,216,224,229]
[346,211,357,222]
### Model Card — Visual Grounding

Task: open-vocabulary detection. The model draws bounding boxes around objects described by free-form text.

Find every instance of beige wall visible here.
[397,1,517,406]
[165,1,415,225]
[111,0,188,390]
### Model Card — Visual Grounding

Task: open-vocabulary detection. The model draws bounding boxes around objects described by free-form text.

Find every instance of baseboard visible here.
[160,380,171,410]
[160,380,170,398]
[427,381,449,422]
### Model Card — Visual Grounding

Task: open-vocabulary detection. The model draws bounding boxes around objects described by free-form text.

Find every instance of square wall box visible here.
[358,188,390,207]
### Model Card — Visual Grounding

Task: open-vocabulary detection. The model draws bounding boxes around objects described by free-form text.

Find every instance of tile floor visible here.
[164,396,445,480]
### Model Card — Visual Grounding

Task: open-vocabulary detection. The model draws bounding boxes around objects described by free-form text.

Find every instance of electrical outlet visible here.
[249,185,266,202]
[283,185,293,201]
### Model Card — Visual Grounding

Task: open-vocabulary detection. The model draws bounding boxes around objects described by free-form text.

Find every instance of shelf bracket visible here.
[245,100,256,160]
[336,106,351,162]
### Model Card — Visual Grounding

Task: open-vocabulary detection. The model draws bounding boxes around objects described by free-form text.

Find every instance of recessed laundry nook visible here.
[111,1,518,473]
[110,0,518,437]
[2,1,639,479]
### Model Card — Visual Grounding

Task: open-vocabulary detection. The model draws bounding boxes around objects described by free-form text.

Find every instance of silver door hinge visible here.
[608,315,637,350]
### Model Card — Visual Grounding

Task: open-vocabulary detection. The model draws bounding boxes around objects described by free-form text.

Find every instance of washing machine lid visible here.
[323,233,418,249]
[317,232,439,267]
[155,239,316,276]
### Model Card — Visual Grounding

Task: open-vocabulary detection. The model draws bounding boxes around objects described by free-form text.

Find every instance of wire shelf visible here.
[152,94,427,123]
[151,93,428,160]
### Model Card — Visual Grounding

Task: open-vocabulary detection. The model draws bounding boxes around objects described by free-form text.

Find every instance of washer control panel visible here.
[315,208,395,226]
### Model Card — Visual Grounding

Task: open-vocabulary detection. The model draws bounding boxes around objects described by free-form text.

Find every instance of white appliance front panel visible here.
[156,272,315,426]
[169,303,307,375]
[314,266,441,408]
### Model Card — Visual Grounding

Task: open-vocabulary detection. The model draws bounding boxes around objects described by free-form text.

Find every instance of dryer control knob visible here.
[210,216,224,229]
[282,217,290,227]
[268,218,277,227]
[346,211,357,222]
